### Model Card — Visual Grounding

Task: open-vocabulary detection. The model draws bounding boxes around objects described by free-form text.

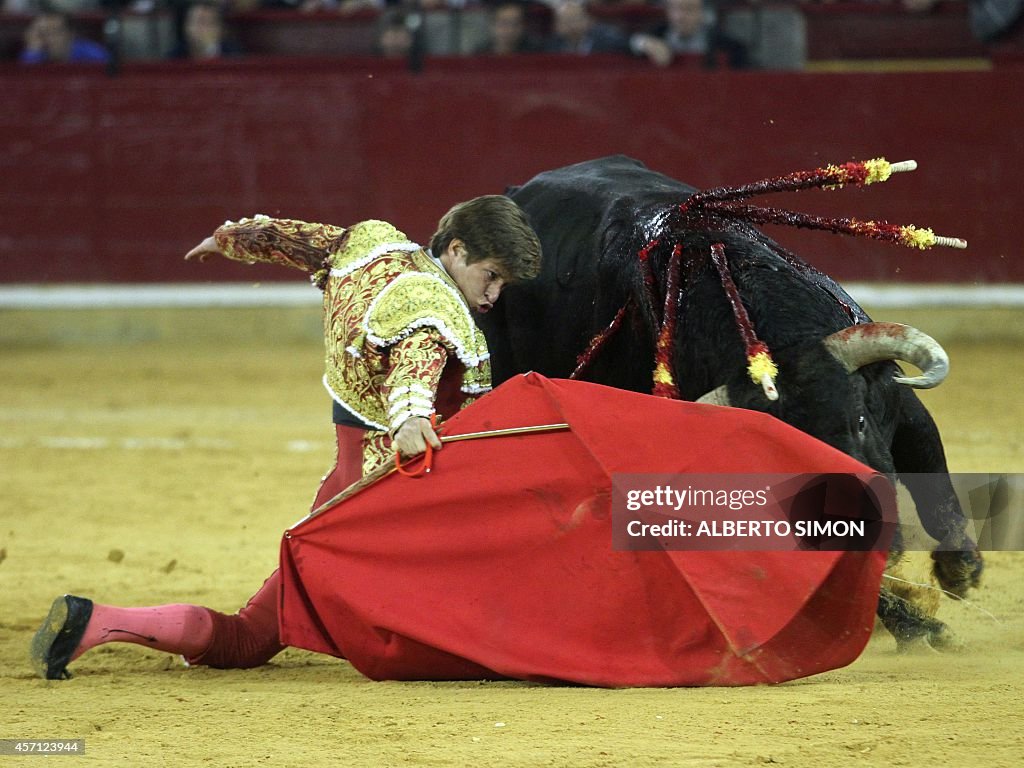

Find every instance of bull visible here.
[480,155,982,650]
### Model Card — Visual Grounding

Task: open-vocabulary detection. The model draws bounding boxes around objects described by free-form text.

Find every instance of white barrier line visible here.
[0,435,330,453]
[845,283,1024,308]
[1,283,1024,309]
[0,283,320,309]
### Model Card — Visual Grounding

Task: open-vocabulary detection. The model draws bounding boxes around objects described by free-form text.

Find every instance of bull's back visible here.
[486,155,868,387]
[484,156,697,383]
[507,156,696,283]
[506,155,694,216]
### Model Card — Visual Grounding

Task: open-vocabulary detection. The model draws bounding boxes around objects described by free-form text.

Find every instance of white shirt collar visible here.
[426,248,451,277]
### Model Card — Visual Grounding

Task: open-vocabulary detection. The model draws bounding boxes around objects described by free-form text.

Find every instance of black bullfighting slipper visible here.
[30,594,93,680]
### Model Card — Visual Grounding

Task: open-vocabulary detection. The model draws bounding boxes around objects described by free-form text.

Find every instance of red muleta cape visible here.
[279,373,889,687]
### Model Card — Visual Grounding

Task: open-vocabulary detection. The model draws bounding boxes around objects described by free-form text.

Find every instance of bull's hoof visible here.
[893,616,962,654]
[931,549,983,598]
[895,635,940,654]
[927,625,965,652]
[878,587,963,653]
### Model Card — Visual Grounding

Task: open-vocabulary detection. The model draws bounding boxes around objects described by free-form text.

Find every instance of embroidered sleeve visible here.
[214,216,348,274]
[382,328,449,434]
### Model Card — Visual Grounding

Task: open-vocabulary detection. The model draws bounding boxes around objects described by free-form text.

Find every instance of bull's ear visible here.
[695,385,731,406]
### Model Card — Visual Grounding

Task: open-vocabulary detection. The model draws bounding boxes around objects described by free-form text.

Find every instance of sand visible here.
[1,306,1021,767]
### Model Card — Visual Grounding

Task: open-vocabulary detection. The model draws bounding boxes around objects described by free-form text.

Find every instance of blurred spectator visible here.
[843,0,1023,44]
[545,0,630,54]
[377,8,413,57]
[335,0,380,10]
[169,1,243,59]
[475,1,544,54]
[270,0,449,11]
[899,0,942,12]
[968,0,1024,40]
[4,0,99,12]
[630,0,749,68]
[18,10,109,64]
[260,0,340,11]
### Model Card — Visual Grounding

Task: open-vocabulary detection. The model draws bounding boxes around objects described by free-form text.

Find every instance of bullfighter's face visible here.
[442,240,508,314]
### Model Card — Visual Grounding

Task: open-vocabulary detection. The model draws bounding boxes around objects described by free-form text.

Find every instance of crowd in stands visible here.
[2,0,1022,66]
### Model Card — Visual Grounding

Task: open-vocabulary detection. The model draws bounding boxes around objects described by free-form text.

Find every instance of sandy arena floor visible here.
[1,306,1022,767]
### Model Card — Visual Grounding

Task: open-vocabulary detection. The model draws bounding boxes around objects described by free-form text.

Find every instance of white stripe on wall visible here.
[1,283,1024,309]
[0,284,321,309]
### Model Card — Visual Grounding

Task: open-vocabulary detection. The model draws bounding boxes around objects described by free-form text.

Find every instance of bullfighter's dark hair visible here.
[431,195,542,283]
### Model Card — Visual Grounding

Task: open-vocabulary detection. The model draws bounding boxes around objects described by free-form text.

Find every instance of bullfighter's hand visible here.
[394,416,443,458]
[185,236,224,263]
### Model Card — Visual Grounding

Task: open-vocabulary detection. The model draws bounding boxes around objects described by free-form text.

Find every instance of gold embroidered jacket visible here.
[213,216,491,471]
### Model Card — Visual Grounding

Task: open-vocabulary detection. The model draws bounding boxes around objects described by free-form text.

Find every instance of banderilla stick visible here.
[292,422,571,526]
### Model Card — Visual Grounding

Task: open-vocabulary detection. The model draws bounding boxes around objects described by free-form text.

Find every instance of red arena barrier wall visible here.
[2,58,1021,284]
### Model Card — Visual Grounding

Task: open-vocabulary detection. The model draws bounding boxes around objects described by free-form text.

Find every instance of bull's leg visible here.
[883,555,940,618]
[877,587,958,652]
[892,389,983,596]
[878,533,948,648]
[879,524,957,649]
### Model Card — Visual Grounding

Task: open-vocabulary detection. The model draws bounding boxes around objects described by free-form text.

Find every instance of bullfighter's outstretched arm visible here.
[186,216,348,274]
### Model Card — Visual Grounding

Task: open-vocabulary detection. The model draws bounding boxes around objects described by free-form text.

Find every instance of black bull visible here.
[478,155,983,649]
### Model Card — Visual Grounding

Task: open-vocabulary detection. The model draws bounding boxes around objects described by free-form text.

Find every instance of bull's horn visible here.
[822,322,949,389]
[695,385,731,406]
